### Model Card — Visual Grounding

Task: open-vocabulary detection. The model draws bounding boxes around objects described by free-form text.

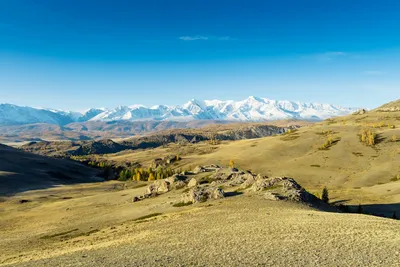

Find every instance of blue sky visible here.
[0,0,399,111]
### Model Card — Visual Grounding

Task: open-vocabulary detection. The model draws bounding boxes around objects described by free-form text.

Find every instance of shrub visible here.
[321,187,329,203]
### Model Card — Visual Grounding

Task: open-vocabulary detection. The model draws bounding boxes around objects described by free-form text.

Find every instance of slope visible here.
[0,144,102,196]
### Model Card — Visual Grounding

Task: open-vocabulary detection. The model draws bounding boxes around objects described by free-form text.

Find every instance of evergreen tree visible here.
[321,187,329,203]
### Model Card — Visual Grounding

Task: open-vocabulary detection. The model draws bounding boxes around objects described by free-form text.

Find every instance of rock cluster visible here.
[182,185,225,204]
[246,176,316,202]
[152,155,180,168]
[132,174,187,202]
[352,109,367,115]
[133,165,318,205]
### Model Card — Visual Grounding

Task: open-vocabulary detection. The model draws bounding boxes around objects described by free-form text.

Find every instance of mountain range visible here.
[0,96,357,126]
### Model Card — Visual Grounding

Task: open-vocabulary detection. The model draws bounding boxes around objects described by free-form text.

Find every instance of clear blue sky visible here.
[0,0,399,111]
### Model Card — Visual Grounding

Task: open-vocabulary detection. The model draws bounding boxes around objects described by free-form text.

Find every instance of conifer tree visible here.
[321,187,329,203]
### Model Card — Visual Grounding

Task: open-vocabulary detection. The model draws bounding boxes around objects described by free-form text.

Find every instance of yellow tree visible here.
[136,172,142,182]
[148,173,155,181]
[229,160,235,169]
[392,135,397,142]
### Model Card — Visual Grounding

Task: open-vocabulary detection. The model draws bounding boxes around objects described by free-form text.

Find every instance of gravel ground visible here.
[3,195,400,267]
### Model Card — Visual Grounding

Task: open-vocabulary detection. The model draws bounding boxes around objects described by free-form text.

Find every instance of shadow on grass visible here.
[224,191,244,198]
[375,133,386,145]
[331,202,400,220]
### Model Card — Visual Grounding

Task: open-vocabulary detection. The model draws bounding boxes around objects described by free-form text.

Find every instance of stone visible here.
[264,192,281,201]
[174,180,186,189]
[187,178,198,188]
[192,166,205,174]
[352,109,367,115]
[240,175,256,189]
[146,179,170,195]
[182,185,225,204]
[249,177,269,192]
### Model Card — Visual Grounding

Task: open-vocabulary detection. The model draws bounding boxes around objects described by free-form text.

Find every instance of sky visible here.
[0,0,399,111]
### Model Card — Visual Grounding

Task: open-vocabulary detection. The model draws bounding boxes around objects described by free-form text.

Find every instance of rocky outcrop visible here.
[188,178,198,188]
[132,165,319,206]
[152,155,180,168]
[146,180,170,194]
[182,185,225,204]
[248,176,316,202]
[352,109,367,115]
[133,174,188,202]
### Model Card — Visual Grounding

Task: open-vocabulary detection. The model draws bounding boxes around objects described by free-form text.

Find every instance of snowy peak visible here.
[0,97,358,126]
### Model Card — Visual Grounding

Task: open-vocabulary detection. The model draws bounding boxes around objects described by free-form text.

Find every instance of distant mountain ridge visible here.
[0,96,357,126]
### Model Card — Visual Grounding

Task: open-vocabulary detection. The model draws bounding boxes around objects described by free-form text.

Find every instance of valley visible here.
[0,100,399,266]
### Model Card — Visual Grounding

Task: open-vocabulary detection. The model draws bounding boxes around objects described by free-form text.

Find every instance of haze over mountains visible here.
[0,96,357,126]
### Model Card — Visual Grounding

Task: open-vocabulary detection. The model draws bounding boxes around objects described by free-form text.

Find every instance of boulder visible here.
[187,178,198,188]
[165,174,187,186]
[146,179,170,195]
[174,180,187,190]
[192,166,205,174]
[352,109,367,115]
[228,172,252,186]
[182,186,225,204]
[249,177,269,192]
[264,192,281,201]
[240,175,256,189]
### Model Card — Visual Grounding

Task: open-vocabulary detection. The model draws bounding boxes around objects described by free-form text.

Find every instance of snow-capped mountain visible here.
[0,97,357,126]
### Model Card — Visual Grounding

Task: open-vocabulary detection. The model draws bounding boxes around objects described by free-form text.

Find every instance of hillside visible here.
[20,123,301,157]
[0,176,399,266]
[0,120,310,143]
[0,120,234,143]
[0,144,102,196]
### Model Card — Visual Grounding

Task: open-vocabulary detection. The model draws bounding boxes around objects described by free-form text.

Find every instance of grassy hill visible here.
[0,144,102,196]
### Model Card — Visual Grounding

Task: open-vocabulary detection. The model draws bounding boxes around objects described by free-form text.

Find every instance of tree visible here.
[148,173,155,181]
[321,187,329,203]
[392,135,397,142]
[135,172,142,182]
[393,212,397,220]
[229,160,235,169]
